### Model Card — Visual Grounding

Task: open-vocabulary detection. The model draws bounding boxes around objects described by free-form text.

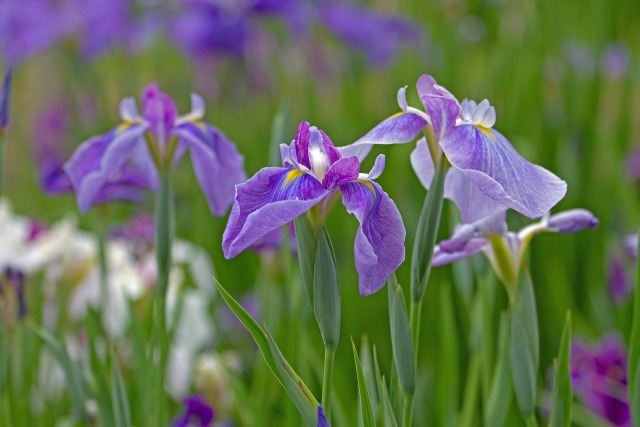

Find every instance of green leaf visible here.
[389,285,415,396]
[373,347,397,427]
[29,324,90,424]
[110,353,132,427]
[629,228,640,405]
[313,228,341,349]
[264,328,319,426]
[549,312,572,427]
[632,357,640,427]
[214,278,319,427]
[295,214,318,305]
[214,277,282,384]
[410,159,445,302]
[360,338,379,424]
[352,338,376,427]
[0,311,7,393]
[269,99,291,167]
[485,313,512,427]
[509,271,539,417]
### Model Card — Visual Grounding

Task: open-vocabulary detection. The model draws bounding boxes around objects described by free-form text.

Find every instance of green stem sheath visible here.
[154,169,173,426]
[322,346,336,420]
[410,299,422,365]
[402,394,414,427]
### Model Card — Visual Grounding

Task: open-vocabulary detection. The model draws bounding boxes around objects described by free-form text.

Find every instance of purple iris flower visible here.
[601,42,630,80]
[319,1,423,67]
[223,121,405,296]
[173,395,215,427]
[317,404,330,427]
[0,69,11,131]
[343,75,567,222]
[432,209,598,299]
[63,83,246,214]
[571,334,631,426]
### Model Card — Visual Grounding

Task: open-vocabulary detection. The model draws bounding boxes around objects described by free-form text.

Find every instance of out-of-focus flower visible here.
[317,404,329,427]
[248,222,296,254]
[571,334,631,426]
[345,75,567,222]
[0,69,11,132]
[432,209,598,302]
[3,267,26,318]
[195,353,235,415]
[173,395,215,427]
[626,146,640,182]
[223,121,405,296]
[624,233,638,261]
[601,42,630,80]
[64,83,246,214]
[608,257,631,304]
[319,1,423,67]
[563,40,597,80]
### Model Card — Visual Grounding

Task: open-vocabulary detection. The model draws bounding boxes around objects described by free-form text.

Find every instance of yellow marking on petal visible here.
[285,169,306,186]
[117,122,134,134]
[355,179,375,194]
[389,111,405,118]
[475,124,494,138]
[190,119,207,133]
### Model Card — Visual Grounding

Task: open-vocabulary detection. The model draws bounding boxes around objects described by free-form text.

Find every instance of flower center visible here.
[309,146,330,182]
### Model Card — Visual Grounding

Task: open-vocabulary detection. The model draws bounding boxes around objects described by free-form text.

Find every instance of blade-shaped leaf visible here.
[215,277,318,426]
[29,324,90,423]
[549,312,572,427]
[410,159,445,302]
[313,228,341,349]
[110,353,132,427]
[0,311,7,392]
[390,285,415,396]
[352,338,376,427]
[373,347,398,427]
[509,271,539,417]
[264,328,319,426]
[485,313,512,427]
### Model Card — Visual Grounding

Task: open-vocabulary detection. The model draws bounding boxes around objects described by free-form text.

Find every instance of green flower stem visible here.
[410,299,422,366]
[322,346,336,420]
[459,353,481,427]
[402,393,414,427]
[525,414,539,427]
[154,169,173,426]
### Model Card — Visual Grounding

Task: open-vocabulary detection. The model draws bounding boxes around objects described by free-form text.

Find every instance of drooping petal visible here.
[410,138,507,223]
[547,209,599,233]
[432,238,487,267]
[439,212,506,253]
[173,122,246,216]
[64,124,153,213]
[222,168,328,258]
[340,180,405,296]
[338,113,427,161]
[317,404,330,427]
[322,156,360,191]
[440,125,567,219]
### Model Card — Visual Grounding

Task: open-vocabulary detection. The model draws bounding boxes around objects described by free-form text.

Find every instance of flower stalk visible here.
[154,167,173,425]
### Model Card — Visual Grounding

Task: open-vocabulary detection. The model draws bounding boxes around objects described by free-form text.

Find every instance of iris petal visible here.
[173,122,246,216]
[340,180,405,296]
[440,125,567,219]
[222,167,328,258]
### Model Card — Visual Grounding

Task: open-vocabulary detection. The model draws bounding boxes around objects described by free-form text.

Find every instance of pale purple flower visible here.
[571,334,631,426]
[343,75,567,223]
[432,209,598,288]
[223,121,405,296]
[601,42,630,80]
[624,233,638,261]
[173,395,215,427]
[64,83,246,214]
